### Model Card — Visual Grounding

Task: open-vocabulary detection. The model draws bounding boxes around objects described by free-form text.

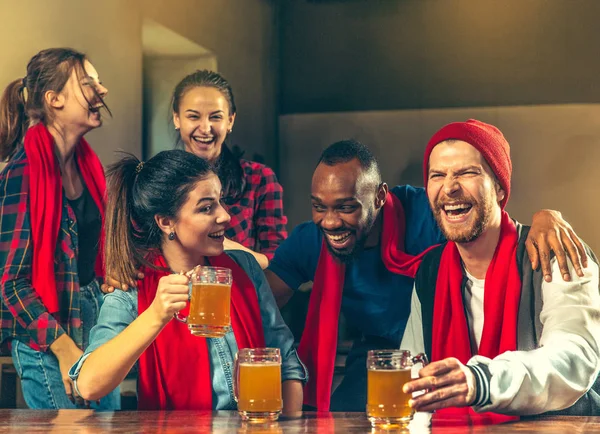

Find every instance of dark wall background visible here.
[280,0,600,114]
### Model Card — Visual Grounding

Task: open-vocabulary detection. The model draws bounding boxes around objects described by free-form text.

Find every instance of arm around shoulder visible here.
[470,255,600,415]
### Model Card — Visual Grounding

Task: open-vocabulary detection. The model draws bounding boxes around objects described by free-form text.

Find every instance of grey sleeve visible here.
[400,285,425,354]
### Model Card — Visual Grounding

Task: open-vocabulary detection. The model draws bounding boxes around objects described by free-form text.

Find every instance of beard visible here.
[323,207,377,264]
[433,194,494,243]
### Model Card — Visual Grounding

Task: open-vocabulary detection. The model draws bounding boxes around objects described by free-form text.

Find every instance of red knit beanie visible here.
[423,119,512,209]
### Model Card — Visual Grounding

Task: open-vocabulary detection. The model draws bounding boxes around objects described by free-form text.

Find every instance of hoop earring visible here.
[168,232,176,241]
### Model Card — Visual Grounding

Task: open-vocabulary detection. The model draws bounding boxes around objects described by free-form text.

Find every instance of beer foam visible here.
[367,367,412,371]
[239,362,280,367]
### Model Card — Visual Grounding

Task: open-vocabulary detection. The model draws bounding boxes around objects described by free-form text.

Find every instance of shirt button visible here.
[68,219,74,225]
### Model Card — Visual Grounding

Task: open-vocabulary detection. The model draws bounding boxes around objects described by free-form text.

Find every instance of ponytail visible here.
[215,143,245,200]
[104,155,145,285]
[0,78,28,161]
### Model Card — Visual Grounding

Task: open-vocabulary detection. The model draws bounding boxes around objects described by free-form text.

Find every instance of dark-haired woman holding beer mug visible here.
[69,150,306,413]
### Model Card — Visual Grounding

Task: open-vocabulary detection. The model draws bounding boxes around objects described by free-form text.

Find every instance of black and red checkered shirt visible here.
[0,148,86,352]
[221,160,288,259]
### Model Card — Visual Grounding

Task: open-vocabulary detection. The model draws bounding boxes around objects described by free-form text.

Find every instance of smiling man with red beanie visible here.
[401,119,600,417]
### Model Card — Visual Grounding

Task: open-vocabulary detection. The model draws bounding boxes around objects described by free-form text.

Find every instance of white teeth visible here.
[444,203,471,211]
[193,136,214,143]
[209,231,224,238]
[327,232,351,242]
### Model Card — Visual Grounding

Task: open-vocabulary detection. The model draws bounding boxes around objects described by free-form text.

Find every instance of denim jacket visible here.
[69,250,308,409]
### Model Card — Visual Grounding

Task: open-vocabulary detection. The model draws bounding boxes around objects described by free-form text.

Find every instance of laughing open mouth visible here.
[442,202,473,221]
[324,231,354,249]
[192,135,215,145]
[208,230,224,240]
[88,104,103,114]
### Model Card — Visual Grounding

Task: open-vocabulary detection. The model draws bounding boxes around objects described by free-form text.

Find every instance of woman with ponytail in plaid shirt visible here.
[0,48,118,410]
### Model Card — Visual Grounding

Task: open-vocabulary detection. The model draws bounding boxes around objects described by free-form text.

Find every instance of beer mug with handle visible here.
[174,266,232,338]
[367,349,428,428]
[234,348,283,422]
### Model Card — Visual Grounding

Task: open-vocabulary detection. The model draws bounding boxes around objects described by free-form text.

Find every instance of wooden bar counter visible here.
[0,409,597,433]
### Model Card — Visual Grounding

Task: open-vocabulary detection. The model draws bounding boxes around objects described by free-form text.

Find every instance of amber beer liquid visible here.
[235,348,282,422]
[188,283,231,337]
[238,362,282,413]
[367,368,413,420]
[175,266,233,338]
[366,349,427,428]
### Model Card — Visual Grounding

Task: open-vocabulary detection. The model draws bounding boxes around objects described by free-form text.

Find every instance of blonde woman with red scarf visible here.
[401,120,600,420]
[0,48,118,409]
[70,150,306,410]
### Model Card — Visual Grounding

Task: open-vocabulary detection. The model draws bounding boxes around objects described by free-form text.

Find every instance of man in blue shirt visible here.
[265,139,587,411]
[266,140,442,411]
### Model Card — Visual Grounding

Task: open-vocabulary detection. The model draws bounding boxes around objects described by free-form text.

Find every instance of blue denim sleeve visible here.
[69,289,138,381]
[266,221,321,291]
[227,250,309,384]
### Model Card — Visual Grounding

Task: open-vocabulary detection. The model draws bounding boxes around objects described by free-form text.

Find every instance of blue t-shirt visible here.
[267,185,444,345]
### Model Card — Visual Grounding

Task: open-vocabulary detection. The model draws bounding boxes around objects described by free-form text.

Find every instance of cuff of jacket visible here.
[26,312,67,352]
[467,362,492,408]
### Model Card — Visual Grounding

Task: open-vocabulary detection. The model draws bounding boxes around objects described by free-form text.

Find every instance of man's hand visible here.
[402,358,477,412]
[526,210,587,282]
[101,271,145,294]
[50,335,85,405]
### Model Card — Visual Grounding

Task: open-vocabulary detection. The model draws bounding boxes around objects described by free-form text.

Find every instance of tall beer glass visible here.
[175,266,232,338]
[234,348,283,422]
[367,349,428,428]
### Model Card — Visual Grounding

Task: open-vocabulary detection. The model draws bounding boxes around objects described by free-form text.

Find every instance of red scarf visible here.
[136,253,266,410]
[21,123,105,314]
[432,211,521,422]
[298,192,436,410]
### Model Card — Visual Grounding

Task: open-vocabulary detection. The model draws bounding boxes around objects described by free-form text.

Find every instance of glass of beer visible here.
[366,349,428,428]
[234,348,283,423]
[175,266,232,338]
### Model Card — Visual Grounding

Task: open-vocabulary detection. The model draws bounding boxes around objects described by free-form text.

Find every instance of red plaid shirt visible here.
[222,160,287,259]
[0,148,86,352]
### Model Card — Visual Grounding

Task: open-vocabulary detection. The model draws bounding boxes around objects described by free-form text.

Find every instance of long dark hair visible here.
[0,48,109,161]
[104,149,215,284]
[171,69,245,200]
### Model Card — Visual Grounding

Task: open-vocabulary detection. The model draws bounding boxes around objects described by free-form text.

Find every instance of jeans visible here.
[11,280,120,409]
